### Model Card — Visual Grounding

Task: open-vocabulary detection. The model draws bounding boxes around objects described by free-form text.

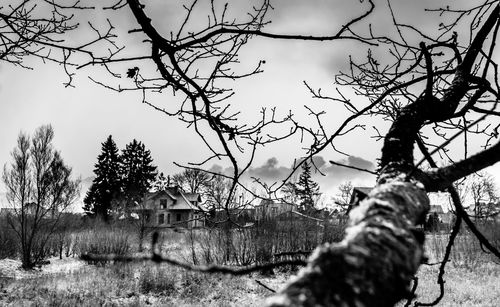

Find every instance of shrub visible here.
[137,265,176,295]
[179,270,207,299]
[0,220,18,259]
[76,225,131,264]
[186,215,345,272]
[426,226,495,269]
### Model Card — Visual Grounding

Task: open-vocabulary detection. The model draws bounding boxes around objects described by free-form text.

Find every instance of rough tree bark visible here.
[266,4,500,307]
[75,1,499,305]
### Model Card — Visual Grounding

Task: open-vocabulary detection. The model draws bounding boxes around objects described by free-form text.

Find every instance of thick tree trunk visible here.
[266,179,429,306]
[265,6,500,304]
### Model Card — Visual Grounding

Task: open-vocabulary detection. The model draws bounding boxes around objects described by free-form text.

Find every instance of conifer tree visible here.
[295,161,321,213]
[118,139,157,212]
[83,135,121,221]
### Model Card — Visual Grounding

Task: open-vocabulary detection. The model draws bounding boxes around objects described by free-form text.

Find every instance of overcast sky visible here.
[2,0,500,201]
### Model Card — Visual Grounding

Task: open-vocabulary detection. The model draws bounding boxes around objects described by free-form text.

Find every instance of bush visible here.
[479,220,500,251]
[76,225,132,264]
[137,265,176,295]
[179,270,207,299]
[0,220,18,259]
[426,225,496,269]
[186,216,345,270]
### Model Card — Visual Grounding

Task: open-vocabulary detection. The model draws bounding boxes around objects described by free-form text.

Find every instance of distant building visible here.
[255,199,295,220]
[347,187,373,214]
[347,187,455,226]
[136,187,206,228]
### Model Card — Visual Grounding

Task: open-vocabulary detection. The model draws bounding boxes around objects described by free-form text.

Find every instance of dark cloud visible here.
[208,164,224,174]
[327,156,375,174]
[247,157,291,181]
[209,155,376,196]
[320,156,376,191]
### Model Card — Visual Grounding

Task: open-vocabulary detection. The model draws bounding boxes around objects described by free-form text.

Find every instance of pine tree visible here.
[295,161,321,213]
[118,139,157,212]
[83,135,121,221]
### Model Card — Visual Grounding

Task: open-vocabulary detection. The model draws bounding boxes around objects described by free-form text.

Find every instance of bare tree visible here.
[460,172,499,222]
[2,125,80,268]
[0,0,120,86]
[9,0,500,305]
[172,168,211,194]
[99,2,499,305]
[334,181,354,213]
[205,173,237,216]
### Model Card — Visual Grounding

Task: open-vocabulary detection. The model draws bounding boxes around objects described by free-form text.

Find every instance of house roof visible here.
[146,190,177,201]
[144,186,206,212]
[348,187,373,205]
[353,187,373,196]
[172,191,202,211]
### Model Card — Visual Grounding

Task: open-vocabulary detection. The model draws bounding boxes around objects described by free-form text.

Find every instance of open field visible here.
[403,263,500,307]
[0,257,285,307]
[1,224,499,306]
[1,256,499,306]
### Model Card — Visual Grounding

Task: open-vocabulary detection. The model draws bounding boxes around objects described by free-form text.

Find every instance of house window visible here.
[176,213,181,222]
[158,214,164,224]
[144,213,150,222]
[167,214,170,224]
[271,207,278,215]
[160,199,168,209]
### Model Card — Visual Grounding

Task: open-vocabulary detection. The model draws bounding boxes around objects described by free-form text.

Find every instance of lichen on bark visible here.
[266,180,430,307]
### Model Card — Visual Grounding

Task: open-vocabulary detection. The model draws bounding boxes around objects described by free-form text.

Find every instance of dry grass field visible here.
[404,263,500,307]
[1,225,499,306]
[1,256,499,306]
[0,258,285,306]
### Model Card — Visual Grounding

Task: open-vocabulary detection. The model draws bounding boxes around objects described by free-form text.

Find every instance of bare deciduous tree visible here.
[172,168,211,194]
[2,125,80,268]
[7,0,500,305]
[99,1,499,305]
[334,181,354,213]
[456,171,499,222]
[0,0,120,86]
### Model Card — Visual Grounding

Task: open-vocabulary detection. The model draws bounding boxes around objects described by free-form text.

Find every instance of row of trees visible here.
[83,136,157,221]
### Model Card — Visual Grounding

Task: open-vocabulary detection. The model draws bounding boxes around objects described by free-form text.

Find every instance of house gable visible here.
[138,186,206,228]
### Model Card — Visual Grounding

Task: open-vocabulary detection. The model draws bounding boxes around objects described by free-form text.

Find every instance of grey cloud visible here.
[247,157,291,181]
[208,155,376,195]
[345,156,375,171]
[323,155,374,178]
[209,164,224,174]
